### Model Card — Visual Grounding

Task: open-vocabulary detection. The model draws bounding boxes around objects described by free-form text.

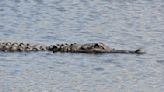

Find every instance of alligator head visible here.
[48,42,145,54]
[75,42,113,53]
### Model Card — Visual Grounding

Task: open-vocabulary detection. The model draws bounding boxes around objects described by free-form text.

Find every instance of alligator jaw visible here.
[67,49,146,54]
[109,49,146,54]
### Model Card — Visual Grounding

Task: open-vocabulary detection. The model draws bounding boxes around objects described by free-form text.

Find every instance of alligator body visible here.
[0,42,145,54]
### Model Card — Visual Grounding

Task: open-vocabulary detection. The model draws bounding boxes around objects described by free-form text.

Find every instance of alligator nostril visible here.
[135,48,145,54]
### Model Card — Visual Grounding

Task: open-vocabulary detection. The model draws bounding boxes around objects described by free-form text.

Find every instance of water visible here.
[0,0,164,92]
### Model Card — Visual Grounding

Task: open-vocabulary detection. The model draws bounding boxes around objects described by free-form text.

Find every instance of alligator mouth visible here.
[73,49,146,54]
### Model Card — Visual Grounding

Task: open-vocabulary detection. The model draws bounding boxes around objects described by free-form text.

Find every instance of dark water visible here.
[0,0,164,92]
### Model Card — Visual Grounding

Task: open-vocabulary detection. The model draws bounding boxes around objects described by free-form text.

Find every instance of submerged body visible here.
[0,42,145,54]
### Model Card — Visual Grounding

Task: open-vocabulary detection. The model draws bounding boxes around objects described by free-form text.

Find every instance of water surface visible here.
[0,0,164,92]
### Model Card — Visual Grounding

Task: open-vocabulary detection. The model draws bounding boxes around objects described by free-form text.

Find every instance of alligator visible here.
[0,42,145,54]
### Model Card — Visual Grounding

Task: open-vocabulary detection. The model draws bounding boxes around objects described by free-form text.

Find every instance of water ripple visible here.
[0,0,164,91]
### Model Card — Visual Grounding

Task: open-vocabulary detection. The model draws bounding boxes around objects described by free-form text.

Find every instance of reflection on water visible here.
[0,0,164,92]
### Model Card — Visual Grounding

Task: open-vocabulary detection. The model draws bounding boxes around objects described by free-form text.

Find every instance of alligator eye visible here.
[94,43,99,48]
